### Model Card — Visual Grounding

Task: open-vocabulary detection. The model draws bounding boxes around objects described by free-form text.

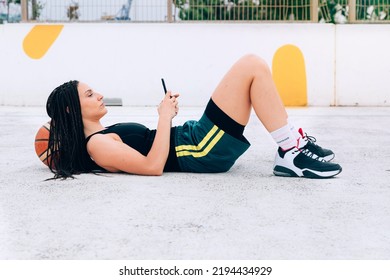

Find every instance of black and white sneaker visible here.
[273,146,342,179]
[298,128,335,161]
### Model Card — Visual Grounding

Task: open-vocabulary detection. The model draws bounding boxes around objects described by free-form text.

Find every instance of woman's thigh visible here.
[210,54,262,126]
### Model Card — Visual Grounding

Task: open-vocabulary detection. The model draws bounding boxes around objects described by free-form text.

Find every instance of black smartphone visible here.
[161,78,167,94]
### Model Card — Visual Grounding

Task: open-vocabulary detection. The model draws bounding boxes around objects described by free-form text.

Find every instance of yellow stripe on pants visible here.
[175,125,218,152]
[176,130,225,158]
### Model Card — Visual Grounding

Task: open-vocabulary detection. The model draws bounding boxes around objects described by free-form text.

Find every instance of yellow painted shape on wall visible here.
[23,25,64,59]
[272,44,307,106]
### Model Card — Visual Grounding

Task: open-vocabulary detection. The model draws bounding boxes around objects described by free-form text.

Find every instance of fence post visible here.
[167,0,173,22]
[21,0,28,21]
[311,0,319,22]
[349,0,356,22]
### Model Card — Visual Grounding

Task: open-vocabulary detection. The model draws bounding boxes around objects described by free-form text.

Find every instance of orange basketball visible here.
[34,122,52,167]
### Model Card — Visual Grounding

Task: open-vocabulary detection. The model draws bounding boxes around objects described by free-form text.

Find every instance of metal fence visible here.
[1,1,389,23]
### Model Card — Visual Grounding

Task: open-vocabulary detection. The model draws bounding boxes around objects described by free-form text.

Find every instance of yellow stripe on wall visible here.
[23,25,64,59]
[272,44,308,106]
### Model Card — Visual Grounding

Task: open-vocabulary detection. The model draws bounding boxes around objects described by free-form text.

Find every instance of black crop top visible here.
[85,123,180,172]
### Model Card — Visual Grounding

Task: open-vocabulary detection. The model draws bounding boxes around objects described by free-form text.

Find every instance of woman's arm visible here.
[87,92,179,175]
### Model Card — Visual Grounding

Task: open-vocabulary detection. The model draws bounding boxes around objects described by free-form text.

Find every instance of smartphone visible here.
[161,78,167,94]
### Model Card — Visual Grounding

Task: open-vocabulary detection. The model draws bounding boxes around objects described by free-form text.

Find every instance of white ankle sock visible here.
[270,124,298,151]
[288,121,302,140]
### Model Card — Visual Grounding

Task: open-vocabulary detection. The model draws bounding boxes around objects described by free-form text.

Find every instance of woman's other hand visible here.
[158,91,180,120]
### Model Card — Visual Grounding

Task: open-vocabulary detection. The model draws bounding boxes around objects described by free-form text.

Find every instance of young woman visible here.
[45,54,342,179]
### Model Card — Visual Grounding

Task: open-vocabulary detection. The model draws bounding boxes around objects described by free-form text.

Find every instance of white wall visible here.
[0,23,389,106]
[335,24,390,106]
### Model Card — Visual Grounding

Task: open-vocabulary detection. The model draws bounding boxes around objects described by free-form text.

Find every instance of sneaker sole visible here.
[273,165,342,179]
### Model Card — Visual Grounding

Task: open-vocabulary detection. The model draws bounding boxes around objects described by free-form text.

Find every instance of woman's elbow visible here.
[148,166,164,176]
[146,164,164,176]
[152,170,164,176]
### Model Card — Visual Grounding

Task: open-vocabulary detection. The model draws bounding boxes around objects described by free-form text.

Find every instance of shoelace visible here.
[291,147,326,162]
[302,133,326,155]
[304,133,318,146]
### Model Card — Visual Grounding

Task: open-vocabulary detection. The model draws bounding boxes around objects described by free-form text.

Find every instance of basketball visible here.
[34,121,52,167]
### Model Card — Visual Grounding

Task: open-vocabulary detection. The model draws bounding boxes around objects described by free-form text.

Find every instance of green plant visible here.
[30,0,44,20]
[174,1,389,23]
[174,0,312,21]
[67,2,79,20]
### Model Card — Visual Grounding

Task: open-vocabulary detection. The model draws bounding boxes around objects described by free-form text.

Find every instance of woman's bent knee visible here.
[238,54,270,74]
[240,53,266,64]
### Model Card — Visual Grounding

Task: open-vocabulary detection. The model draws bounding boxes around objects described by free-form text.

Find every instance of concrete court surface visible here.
[0,105,389,260]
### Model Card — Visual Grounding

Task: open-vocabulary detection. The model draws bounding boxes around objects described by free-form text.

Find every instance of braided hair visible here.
[46,80,100,179]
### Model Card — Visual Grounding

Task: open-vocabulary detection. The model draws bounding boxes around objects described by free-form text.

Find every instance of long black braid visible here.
[46,80,101,179]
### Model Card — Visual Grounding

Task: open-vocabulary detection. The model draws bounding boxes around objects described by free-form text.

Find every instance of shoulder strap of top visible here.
[85,129,107,143]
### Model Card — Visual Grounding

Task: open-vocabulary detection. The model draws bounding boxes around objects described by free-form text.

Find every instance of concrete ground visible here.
[0,105,389,260]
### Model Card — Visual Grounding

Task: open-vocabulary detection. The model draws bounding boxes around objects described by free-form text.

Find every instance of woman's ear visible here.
[66,106,70,113]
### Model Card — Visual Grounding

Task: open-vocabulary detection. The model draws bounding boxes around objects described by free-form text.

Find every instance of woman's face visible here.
[77,82,107,120]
